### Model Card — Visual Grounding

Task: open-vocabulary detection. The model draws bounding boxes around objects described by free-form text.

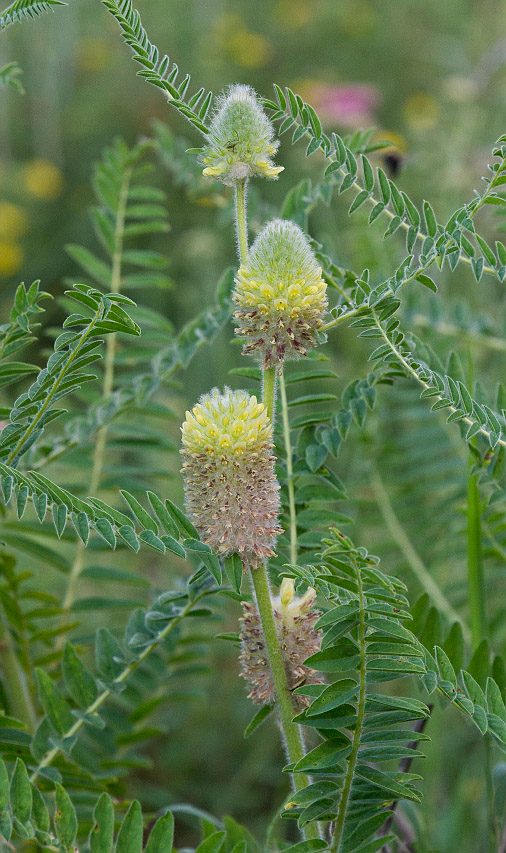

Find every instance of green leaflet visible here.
[116,800,143,853]
[54,783,78,848]
[9,759,32,825]
[284,528,430,845]
[144,811,175,853]
[0,0,65,32]
[90,793,115,853]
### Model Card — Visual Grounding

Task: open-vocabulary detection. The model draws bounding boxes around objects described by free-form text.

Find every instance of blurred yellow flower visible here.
[0,241,23,278]
[196,195,228,208]
[272,0,313,28]
[77,37,111,72]
[403,93,440,131]
[24,159,63,200]
[0,202,29,239]
[214,14,272,68]
[226,31,272,68]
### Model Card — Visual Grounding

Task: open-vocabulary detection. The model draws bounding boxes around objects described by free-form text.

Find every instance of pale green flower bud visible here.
[233,219,328,367]
[239,578,323,708]
[180,387,282,567]
[201,84,283,186]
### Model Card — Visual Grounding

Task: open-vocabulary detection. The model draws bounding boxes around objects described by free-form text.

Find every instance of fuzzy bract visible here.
[233,218,328,367]
[180,387,281,567]
[201,84,283,186]
[239,578,323,709]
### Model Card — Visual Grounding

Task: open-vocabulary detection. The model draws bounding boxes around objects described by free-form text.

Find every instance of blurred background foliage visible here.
[2,0,506,850]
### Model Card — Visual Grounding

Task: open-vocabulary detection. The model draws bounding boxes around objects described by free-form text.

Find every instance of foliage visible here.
[1,1,506,851]
[0,0,64,32]
[0,61,23,93]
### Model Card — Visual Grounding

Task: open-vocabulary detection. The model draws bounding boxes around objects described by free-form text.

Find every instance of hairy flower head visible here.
[239,578,323,708]
[181,387,282,566]
[233,219,328,367]
[201,84,283,186]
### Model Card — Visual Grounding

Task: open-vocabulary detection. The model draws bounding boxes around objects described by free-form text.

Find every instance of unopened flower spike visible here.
[180,387,282,567]
[233,218,328,368]
[239,577,323,709]
[201,84,283,186]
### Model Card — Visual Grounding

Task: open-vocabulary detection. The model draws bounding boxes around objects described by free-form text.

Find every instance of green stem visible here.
[249,567,306,780]
[233,170,318,839]
[0,607,37,732]
[60,165,132,620]
[257,365,320,840]
[330,562,366,853]
[249,566,319,841]
[279,369,297,566]
[30,590,207,784]
[467,467,485,648]
[262,366,277,424]
[235,179,248,265]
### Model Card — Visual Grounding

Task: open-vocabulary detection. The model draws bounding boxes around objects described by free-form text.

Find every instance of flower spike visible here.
[180,387,282,567]
[233,218,328,368]
[201,84,283,186]
[239,578,323,708]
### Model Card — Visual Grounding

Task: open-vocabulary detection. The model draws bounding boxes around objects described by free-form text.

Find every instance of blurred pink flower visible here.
[305,83,381,128]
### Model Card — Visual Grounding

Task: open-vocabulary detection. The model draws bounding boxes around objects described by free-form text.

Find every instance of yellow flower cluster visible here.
[181,388,270,457]
[181,388,281,566]
[201,85,283,186]
[234,219,328,367]
[275,577,317,618]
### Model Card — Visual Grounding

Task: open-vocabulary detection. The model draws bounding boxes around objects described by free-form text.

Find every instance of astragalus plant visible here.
[1,1,506,851]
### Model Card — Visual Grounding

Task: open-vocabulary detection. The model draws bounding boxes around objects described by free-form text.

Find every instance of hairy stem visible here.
[279,368,297,566]
[61,165,132,619]
[235,178,248,265]
[262,365,277,424]
[233,177,317,839]
[249,565,319,841]
[0,607,37,732]
[249,567,305,782]
[330,562,366,853]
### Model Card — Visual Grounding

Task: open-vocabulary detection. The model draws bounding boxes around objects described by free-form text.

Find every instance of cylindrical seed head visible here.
[233,218,328,367]
[180,387,282,567]
[201,84,283,186]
